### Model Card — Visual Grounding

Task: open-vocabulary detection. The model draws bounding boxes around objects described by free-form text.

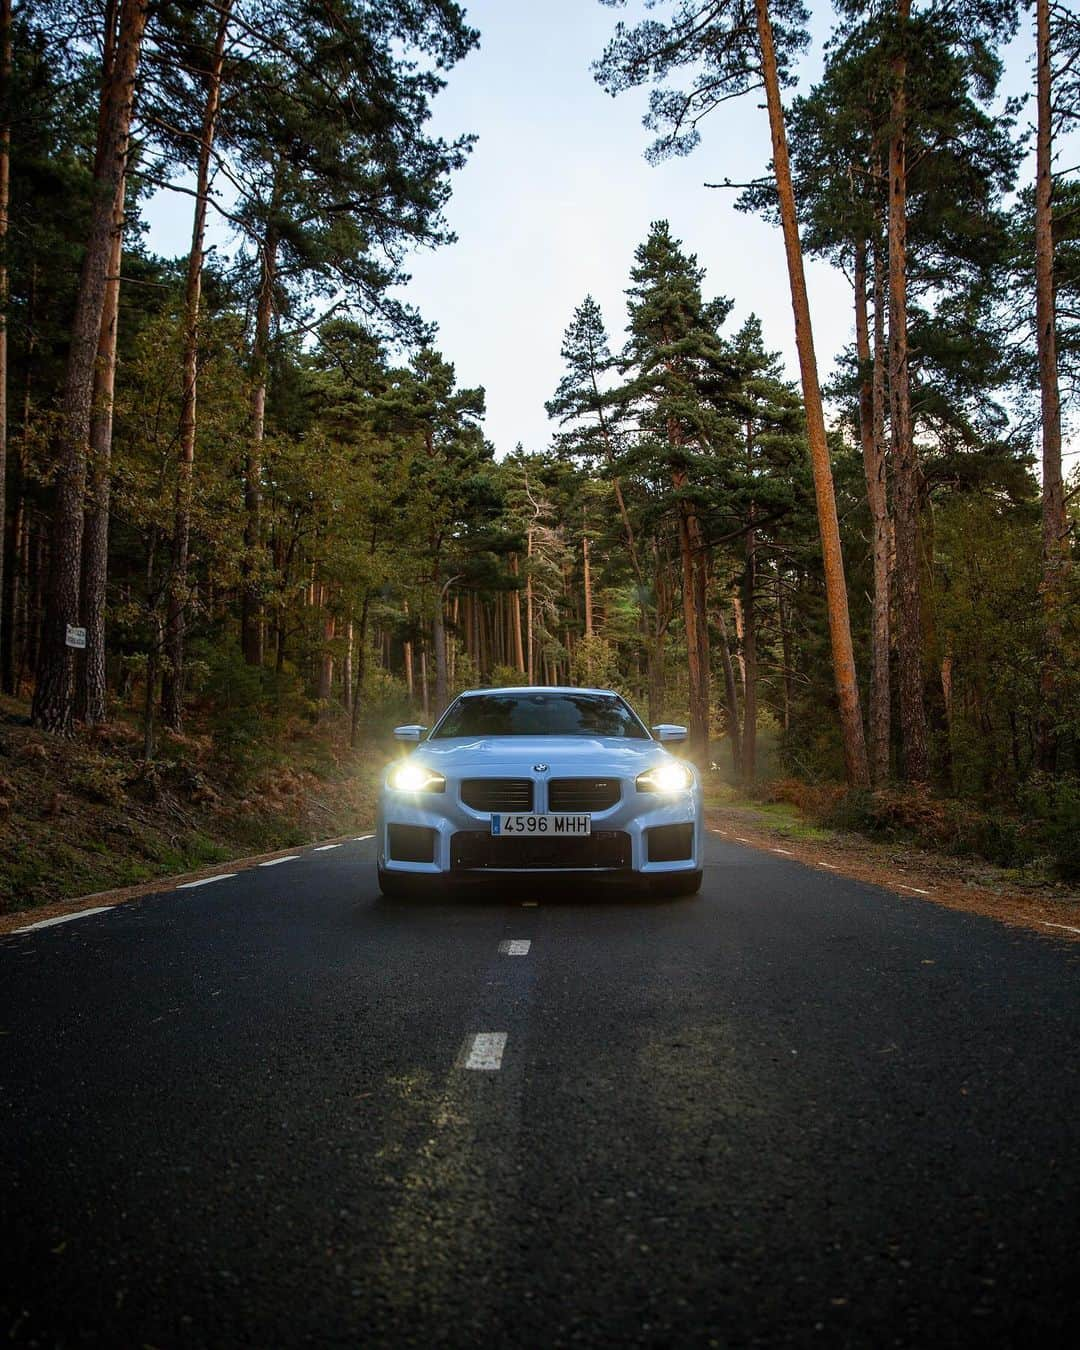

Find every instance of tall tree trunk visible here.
[582,516,593,638]
[0,0,11,680]
[242,209,279,667]
[717,607,742,776]
[753,0,869,788]
[77,176,125,725]
[741,522,757,786]
[674,455,709,761]
[510,553,525,672]
[886,0,929,782]
[855,234,891,785]
[31,0,148,733]
[420,646,429,720]
[1034,0,1067,774]
[3,256,33,694]
[349,594,370,748]
[776,567,792,734]
[433,576,450,716]
[526,528,535,683]
[343,619,353,713]
[163,0,232,728]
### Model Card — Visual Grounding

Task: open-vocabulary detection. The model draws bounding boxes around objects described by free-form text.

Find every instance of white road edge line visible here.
[498,939,531,956]
[462,1032,508,1070]
[898,884,931,896]
[258,855,301,867]
[311,844,341,852]
[1041,921,1080,935]
[14,906,114,933]
[178,873,236,889]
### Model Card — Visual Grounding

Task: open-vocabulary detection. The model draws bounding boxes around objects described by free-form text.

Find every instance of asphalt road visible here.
[2,832,1079,1349]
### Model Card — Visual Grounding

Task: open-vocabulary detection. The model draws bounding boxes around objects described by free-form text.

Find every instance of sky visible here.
[144,0,1068,464]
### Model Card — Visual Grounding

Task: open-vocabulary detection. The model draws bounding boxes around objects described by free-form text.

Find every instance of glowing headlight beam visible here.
[636,761,693,793]
[388,762,445,793]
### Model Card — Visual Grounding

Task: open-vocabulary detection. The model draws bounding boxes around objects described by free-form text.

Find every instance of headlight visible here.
[636,761,693,793]
[387,762,446,793]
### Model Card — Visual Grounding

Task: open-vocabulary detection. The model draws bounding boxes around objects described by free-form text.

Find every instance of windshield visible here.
[430,691,650,740]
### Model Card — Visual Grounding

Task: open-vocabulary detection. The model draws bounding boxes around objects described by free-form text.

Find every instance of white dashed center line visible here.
[897,884,931,896]
[771,847,793,856]
[354,834,374,841]
[311,844,340,852]
[498,939,531,956]
[14,906,114,933]
[522,900,539,907]
[819,863,839,870]
[1041,921,1080,935]
[259,855,300,867]
[461,1032,508,1070]
[178,873,236,889]
[735,837,751,843]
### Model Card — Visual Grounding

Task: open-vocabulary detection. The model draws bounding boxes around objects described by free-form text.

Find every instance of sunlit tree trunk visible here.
[753,0,869,787]
[1034,0,1067,774]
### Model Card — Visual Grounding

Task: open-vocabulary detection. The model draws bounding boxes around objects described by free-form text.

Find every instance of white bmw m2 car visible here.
[376,687,703,897]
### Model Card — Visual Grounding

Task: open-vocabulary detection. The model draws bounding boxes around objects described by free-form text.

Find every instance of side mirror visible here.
[393,725,428,743]
[651,724,688,744]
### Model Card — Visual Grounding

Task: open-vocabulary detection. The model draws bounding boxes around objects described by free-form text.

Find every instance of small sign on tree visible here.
[65,626,87,650]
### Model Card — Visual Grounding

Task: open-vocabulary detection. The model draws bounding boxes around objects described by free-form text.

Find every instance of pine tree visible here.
[620,220,743,762]
[596,0,871,785]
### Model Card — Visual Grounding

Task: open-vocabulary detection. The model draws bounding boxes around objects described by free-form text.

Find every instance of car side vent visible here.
[460,778,533,812]
[548,778,621,812]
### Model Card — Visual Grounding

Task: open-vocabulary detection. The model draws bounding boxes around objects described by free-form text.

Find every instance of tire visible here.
[650,869,703,898]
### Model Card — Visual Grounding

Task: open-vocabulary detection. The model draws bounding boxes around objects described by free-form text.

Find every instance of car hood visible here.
[409,736,682,777]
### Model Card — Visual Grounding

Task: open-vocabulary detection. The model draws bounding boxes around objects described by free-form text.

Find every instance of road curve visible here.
[2,832,1079,1347]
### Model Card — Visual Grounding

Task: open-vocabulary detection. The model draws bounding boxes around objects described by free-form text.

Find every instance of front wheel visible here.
[649,869,703,898]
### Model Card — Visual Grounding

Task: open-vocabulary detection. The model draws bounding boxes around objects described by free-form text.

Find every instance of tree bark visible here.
[0,0,11,680]
[1034,0,1067,774]
[753,0,870,788]
[31,0,148,733]
[855,233,891,785]
[886,0,929,782]
[526,528,535,683]
[741,521,757,787]
[242,210,279,667]
[163,0,232,728]
[717,607,742,776]
[582,516,593,639]
[349,595,370,748]
[77,177,125,725]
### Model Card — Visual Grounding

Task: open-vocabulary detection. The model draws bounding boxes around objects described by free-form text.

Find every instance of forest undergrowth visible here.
[0,696,382,915]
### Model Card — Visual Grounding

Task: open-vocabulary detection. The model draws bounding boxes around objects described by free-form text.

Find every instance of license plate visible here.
[491,813,592,837]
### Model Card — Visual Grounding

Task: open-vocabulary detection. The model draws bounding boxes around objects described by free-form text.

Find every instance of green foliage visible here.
[198,646,312,782]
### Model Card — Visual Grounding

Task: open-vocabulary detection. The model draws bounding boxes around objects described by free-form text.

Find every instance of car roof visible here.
[455,686,619,698]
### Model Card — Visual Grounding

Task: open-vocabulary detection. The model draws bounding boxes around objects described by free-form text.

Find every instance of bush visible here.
[1020,776,1080,882]
[196,645,311,782]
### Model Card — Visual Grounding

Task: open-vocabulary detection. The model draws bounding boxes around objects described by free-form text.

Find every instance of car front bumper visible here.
[376,785,702,878]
